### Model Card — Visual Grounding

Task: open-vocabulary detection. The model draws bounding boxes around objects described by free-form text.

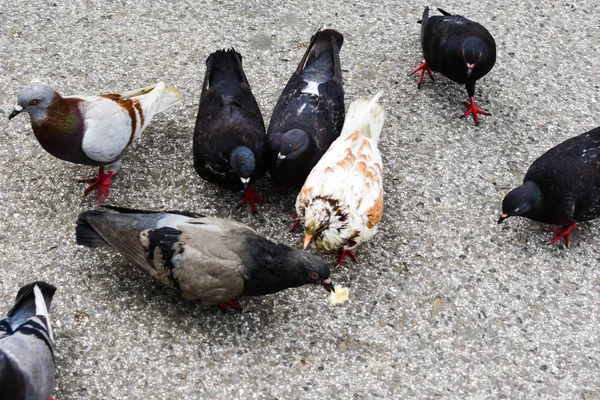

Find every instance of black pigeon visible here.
[0,281,56,400]
[76,206,335,309]
[193,49,267,212]
[267,28,345,188]
[499,127,600,247]
[412,7,496,124]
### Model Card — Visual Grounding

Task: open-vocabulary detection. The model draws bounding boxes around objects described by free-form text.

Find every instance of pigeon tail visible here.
[7,282,56,340]
[75,210,111,248]
[155,86,184,114]
[341,91,385,143]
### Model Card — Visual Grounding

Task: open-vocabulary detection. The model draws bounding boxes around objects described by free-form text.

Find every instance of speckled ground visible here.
[1,1,599,399]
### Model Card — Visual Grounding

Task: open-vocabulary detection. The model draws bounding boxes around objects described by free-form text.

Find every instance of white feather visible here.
[33,284,53,341]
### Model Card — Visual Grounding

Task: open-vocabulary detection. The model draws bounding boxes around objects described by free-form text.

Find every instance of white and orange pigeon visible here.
[296,91,385,268]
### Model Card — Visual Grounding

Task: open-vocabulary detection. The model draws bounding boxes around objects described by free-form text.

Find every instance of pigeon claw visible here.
[218,300,242,312]
[79,166,114,205]
[239,185,267,213]
[460,96,490,125]
[411,61,435,88]
[336,250,358,269]
[545,223,577,248]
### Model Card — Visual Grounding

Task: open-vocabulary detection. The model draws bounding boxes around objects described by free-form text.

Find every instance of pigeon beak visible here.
[240,177,250,191]
[320,278,335,292]
[498,213,508,224]
[276,152,286,166]
[8,105,23,120]
[303,233,313,249]
[466,63,475,78]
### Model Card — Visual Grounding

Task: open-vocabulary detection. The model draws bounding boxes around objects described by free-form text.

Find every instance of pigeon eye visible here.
[311,272,319,279]
[29,99,38,106]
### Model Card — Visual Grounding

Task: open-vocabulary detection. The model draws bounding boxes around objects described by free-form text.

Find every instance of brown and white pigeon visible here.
[76,206,334,310]
[0,281,57,400]
[8,82,183,203]
[296,92,386,268]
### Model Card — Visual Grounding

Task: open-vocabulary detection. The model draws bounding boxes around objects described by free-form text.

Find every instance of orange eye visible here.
[29,99,38,106]
[311,272,319,279]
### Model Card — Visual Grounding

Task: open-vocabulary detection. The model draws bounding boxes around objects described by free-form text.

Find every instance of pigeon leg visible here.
[410,61,435,88]
[545,223,577,248]
[239,185,267,212]
[289,212,301,231]
[218,300,241,312]
[336,250,358,269]
[79,166,115,204]
[460,96,490,125]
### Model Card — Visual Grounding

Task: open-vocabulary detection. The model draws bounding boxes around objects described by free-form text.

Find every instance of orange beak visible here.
[303,233,313,249]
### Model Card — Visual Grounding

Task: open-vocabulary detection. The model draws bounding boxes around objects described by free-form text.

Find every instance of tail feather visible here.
[155,86,183,114]
[7,282,56,339]
[76,211,110,248]
[342,91,386,143]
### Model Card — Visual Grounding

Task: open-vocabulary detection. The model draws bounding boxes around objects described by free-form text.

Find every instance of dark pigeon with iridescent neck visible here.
[0,281,56,400]
[267,28,345,188]
[411,7,496,124]
[9,82,182,203]
[499,127,600,247]
[193,49,267,212]
[76,206,335,310]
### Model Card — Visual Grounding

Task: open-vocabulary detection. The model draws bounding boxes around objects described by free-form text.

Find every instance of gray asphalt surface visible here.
[1,1,600,398]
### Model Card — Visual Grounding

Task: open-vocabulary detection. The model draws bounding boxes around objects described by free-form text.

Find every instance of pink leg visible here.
[411,61,435,88]
[336,250,358,269]
[289,212,300,231]
[545,223,577,248]
[239,185,267,212]
[460,96,490,125]
[79,166,115,204]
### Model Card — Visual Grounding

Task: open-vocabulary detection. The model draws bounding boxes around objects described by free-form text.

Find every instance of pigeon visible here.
[499,127,600,247]
[267,28,345,189]
[76,206,335,309]
[9,82,183,203]
[411,7,496,125]
[193,49,267,212]
[296,92,386,268]
[0,281,56,400]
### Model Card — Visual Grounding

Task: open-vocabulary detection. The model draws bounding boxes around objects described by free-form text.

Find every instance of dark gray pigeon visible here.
[193,49,267,213]
[412,7,496,125]
[0,281,56,400]
[76,207,334,309]
[499,127,600,247]
[267,28,345,189]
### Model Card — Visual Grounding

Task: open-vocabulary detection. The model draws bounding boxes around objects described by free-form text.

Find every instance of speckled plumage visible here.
[500,127,600,246]
[76,207,334,306]
[0,282,56,400]
[296,92,385,267]
[9,82,183,202]
[267,28,345,188]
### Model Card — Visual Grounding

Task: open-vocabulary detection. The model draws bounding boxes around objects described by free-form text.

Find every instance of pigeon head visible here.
[242,236,334,296]
[230,146,256,189]
[9,83,59,122]
[276,129,311,162]
[302,199,333,249]
[462,37,484,78]
[498,181,543,223]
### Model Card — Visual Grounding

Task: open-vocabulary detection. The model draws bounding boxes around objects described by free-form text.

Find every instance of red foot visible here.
[411,61,435,88]
[545,223,577,248]
[218,300,241,312]
[336,250,358,269]
[289,212,300,231]
[460,96,490,125]
[79,167,114,204]
[239,185,267,212]
[50,397,55,400]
